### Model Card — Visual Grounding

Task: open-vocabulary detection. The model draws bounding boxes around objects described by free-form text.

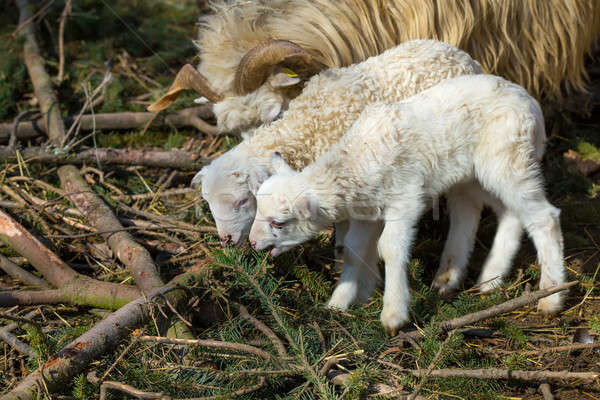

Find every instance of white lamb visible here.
[249,74,565,333]
[195,40,517,310]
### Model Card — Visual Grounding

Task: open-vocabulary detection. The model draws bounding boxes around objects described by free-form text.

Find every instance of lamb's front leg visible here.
[378,199,425,333]
[327,220,383,310]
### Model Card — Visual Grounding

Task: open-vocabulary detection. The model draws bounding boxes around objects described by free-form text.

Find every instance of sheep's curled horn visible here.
[147,64,224,113]
[234,39,312,95]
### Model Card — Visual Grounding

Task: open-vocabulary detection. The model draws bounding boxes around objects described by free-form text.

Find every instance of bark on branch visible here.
[0,263,207,400]
[0,146,210,170]
[16,0,67,147]
[58,165,164,292]
[0,208,140,309]
[0,106,218,142]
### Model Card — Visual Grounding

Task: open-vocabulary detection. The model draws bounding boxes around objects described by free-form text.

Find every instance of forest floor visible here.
[0,1,599,399]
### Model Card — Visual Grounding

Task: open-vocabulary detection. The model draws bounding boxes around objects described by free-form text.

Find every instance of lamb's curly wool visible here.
[198,0,599,103]
[250,74,564,332]
[239,40,481,170]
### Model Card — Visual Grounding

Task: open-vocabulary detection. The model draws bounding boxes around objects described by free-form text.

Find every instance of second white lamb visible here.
[249,74,565,332]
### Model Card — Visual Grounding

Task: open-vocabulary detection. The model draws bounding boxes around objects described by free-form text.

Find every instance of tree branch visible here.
[0,146,210,170]
[0,106,218,142]
[16,0,66,147]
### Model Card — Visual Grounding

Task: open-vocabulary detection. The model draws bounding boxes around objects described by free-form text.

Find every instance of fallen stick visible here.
[328,372,426,399]
[16,0,66,146]
[522,342,600,356]
[0,106,217,142]
[405,368,598,382]
[539,382,555,400]
[0,146,210,170]
[0,208,140,309]
[1,263,209,400]
[405,281,578,340]
[100,381,168,400]
[58,165,164,292]
[0,310,38,358]
[0,284,183,400]
[138,335,273,361]
[0,253,50,288]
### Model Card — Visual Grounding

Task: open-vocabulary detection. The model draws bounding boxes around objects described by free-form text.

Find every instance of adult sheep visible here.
[149,0,600,132]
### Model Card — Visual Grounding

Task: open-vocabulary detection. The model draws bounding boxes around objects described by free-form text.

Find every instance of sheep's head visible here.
[249,153,327,257]
[192,148,269,247]
[149,40,312,133]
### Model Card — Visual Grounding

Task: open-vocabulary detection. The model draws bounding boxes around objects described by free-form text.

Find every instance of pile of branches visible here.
[1,1,599,399]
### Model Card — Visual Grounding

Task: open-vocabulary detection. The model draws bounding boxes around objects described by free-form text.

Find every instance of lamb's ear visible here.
[261,102,282,123]
[271,152,294,174]
[248,168,269,195]
[295,191,318,220]
[191,166,208,190]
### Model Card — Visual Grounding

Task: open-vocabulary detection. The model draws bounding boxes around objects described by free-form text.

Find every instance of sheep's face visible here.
[249,155,326,256]
[192,154,268,247]
[213,69,303,135]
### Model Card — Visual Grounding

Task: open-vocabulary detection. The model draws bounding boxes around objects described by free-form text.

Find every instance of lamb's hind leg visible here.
[327,220,382,311]
[432,183,483,294]
[478,164,565,313]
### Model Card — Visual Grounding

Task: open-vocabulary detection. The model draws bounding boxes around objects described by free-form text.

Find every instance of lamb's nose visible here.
[220,235,232,247]
[250,240,257,249]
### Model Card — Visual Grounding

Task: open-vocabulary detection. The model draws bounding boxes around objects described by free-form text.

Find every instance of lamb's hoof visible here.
[538,293,563,315]
[432,268,459,295]
[380,305,409,334]
[325,298,351,312]
[477,278,503,294]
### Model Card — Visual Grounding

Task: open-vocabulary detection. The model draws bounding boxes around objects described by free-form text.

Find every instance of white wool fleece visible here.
[195,40,481,244]
[250,74,564,332]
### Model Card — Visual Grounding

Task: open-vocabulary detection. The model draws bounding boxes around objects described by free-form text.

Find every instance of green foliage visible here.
[72,374,94,400]
[292,265,331,302]
[500,323,528,349]
[590,315,600,335]
[502,353,528,370]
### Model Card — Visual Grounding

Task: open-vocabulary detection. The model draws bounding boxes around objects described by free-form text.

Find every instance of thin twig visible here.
[100,381,169,400]
[56,0,71,83]
[138,336,272,361]
[404,281,578,340]
[408,330,457,400]
[237,303,288,358]
[539,382,555,400]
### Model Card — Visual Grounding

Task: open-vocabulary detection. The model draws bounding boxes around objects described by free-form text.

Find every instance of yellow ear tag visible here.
[282,67,298,78]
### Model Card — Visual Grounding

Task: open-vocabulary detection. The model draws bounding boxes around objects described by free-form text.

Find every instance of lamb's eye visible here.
[270,220,286,229]
[233,198,249,209]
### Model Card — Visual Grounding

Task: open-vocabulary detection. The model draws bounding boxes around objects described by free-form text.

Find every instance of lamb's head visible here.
[249,153,328,257]
[191,148,268,247]
[149,40,312,133]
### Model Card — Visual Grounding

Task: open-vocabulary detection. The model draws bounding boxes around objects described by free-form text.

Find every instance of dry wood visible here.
[0,289,72,306]
[237,303,288,358]
[58,165,163,292]
[0,254,50,288]
[0,106,217,142]
[16,0,66,146]
[0,146,210,170]
[138,335,273,361]
[100,381,169,400]
[523,342,600,356]
[539,382,555,400]
[0,208,140,309]
[405,368,598,381]
[0,310,38,358]
[56,0,71,83]
[0,284,183,400]
[404,281,578,340]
